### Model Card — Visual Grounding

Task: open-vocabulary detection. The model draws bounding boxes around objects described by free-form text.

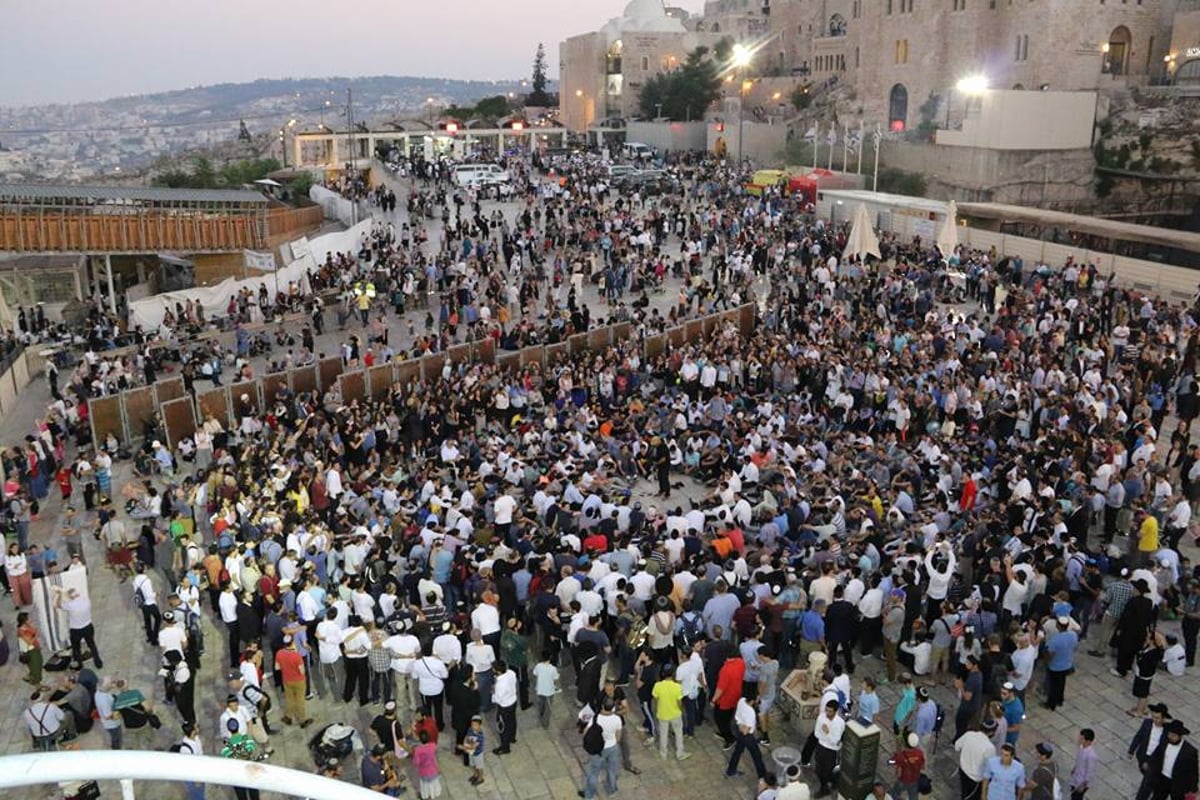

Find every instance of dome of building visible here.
[623,0,665,18]
[603,0,686,40]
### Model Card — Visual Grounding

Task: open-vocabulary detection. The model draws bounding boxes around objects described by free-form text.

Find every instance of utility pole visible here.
[346,87,357,225]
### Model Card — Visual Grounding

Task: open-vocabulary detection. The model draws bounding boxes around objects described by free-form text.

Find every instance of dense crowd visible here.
[5,147,1200,800]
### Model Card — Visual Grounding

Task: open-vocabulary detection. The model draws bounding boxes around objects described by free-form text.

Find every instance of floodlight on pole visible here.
[955,75,989,96]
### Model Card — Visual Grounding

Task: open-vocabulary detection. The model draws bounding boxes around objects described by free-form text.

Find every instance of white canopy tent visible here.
[842,203,881,262]
[937,199,960,257]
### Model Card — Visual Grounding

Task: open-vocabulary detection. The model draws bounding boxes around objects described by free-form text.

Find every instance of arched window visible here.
[888,84,908,130]
[829,13,846,36]
[1105,26,1131,75]
[1177,59,1200,84]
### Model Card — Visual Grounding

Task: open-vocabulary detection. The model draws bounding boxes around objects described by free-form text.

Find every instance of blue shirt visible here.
[800,610,825,642]
[1046,630,1079,672]
[983,756,1026,800]
[857,690,880,724]
[912,700,938,736]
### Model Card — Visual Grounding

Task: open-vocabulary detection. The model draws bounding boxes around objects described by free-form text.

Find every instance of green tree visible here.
[529,43,552,107]
[473,95,511,119]
[637,46,722,122]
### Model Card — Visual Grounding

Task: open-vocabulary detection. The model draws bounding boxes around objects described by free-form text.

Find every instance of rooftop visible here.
[0,183,269,206]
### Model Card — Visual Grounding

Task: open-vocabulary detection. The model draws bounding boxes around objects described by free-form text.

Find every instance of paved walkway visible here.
[0,182,1197,799]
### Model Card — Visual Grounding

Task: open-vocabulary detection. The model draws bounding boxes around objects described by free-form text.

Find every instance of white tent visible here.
[843,203,881,262]
[937,199,959,257]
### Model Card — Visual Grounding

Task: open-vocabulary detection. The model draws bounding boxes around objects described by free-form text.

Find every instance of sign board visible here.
[1186,46,1200,58]
[290,238,312,261]
[243,250,278,272]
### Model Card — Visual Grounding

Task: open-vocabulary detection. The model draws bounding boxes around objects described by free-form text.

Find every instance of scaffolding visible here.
[0,184,270,255]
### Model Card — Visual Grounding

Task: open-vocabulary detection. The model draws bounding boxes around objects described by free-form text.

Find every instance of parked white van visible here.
[622,142,654,160]
[453,163,510,187]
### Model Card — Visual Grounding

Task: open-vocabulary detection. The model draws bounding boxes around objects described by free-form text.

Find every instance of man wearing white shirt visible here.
[493,660,519,754]
[813,700,846,796]
[494,491,517,540]
[218,584,240,669]
[410,653,449,730]
[132,565,162,646]
[471,599,502,648]
[314,608,344,700]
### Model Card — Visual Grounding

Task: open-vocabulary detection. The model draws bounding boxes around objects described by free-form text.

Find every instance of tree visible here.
[529,43,552,107]
[637,46,723,122]
[473,95,511,120]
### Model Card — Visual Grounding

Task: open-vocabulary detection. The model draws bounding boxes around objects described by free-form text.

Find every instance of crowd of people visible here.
[3,143,1200,800]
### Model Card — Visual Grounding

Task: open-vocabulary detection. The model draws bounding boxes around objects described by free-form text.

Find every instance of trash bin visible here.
[771,744,803,785]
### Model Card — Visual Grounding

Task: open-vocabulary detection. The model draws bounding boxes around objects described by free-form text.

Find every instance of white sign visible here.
[243,250,277,272]
[290,238,311,261]
[1186,47,1200,58]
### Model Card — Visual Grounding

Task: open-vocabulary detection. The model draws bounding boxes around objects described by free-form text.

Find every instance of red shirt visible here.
[583,533,609,554]
[726,527,746,556]
[413,715,438,745]
[714,657,745,710]
[895,747,925,785]
[275,647,305,685]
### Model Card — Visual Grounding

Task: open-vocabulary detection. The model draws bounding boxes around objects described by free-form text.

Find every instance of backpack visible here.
[134,586,146,608]
[626,615,648,650]
[583,721,605,755]
[676,611,703,650]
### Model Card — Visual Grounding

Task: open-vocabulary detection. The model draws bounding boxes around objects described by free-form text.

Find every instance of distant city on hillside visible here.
[0,75,553,182]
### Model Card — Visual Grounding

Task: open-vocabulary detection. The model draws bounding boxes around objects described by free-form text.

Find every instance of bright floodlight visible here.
[731,44,753,68]
[956,75,988,95]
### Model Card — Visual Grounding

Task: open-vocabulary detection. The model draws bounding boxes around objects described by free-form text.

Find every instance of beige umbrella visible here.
[937,199,959,257]
[843,203,881,262]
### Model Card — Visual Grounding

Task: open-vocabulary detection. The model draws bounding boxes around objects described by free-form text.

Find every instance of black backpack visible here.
[583,720,604,755]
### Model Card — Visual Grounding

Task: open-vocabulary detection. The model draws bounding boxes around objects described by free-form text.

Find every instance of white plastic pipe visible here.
[0,751,383,799]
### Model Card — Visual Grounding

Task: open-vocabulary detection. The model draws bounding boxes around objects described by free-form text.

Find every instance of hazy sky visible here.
[1,0,704,107]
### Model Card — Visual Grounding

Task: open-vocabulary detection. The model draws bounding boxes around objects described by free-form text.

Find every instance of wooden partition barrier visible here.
[123,386,157,441]
[89,395,125,449]
[339,370,366,403]
[318,357,344,392]
[161,396,198,448]
[367,365,393,400]
[261,372,290,405]
[290,365,318,396]
[230,381,260,418]
[395,360,422,388]
[85,305,759,445]
[155,376,185,404]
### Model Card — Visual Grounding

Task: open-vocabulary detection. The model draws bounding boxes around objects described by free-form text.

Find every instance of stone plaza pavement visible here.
[5,449,1197,800]
[0,182,1194,798]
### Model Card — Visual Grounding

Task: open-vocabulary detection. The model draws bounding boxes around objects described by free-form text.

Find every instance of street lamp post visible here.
[731,44,752,164]
[575,89,585,139]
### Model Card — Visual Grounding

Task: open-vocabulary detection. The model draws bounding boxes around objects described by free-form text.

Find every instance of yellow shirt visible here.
[1138,516,1159,552]
[652,678,684,721]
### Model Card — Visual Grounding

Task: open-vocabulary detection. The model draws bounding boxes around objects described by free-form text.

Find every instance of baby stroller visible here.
[307,722,362,767]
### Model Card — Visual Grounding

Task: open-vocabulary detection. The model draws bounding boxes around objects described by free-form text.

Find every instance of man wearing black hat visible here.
[1114,579,1156,678]
[1132,703,1170,755]
[1146,720,1198,800]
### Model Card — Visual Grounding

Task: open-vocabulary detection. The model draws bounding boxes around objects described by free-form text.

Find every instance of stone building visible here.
[558,0,727,132]
[763,0,1183,133]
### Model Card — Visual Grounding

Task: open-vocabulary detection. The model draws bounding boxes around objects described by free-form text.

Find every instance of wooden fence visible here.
[89,304,755,449]
[266,206,324,239]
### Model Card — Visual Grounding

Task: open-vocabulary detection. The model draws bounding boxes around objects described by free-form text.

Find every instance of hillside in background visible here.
[0,75,554,182]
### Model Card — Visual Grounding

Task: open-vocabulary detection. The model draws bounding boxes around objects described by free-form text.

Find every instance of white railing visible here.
[0,751,383,800]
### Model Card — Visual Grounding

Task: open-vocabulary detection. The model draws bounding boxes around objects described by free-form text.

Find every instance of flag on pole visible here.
[826,127,838,146]
[847,128,862,154]
[873,124,883,147]
[803,125,818,142]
